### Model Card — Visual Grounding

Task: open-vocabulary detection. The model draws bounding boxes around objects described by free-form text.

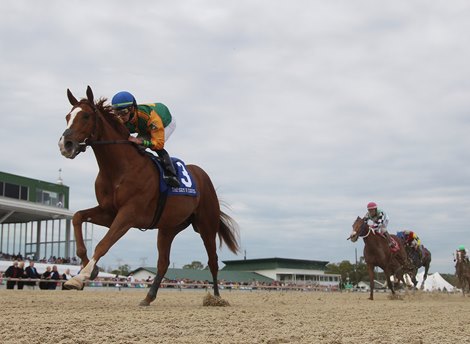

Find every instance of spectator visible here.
[24,261,41,289]
[127,273,135,288]
[61,268,73,290]
[16,261,26,290]
[49,265,61,290]
[39,266,52,290]
[4,261,21,289]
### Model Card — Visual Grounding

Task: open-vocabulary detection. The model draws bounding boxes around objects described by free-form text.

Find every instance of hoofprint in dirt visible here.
[0,290,469,344]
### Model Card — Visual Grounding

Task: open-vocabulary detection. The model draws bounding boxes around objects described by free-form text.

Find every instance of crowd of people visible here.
[1,260,73,290]
[0,252,80,265]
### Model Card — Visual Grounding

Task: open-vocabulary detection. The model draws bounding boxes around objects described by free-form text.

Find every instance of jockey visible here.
[397,230,422,258]
[456,245,469,263]
[363,202,395,248]
[111,91,180,187]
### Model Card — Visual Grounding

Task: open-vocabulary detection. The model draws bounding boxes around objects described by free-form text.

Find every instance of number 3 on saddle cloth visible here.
[149,155,198,196]
[145,155,198,229]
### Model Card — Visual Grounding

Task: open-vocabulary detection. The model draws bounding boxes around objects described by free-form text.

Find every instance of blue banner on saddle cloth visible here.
[150,156,198,196]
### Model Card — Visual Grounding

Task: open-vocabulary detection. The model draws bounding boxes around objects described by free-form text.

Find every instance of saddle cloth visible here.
[149,155,198,197]
[377,232,400,253]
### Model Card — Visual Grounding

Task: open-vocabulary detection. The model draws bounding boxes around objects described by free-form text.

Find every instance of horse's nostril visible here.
[65,141,74,151]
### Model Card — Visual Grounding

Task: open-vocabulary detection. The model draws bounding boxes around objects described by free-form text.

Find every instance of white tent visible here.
[415,271,455,292]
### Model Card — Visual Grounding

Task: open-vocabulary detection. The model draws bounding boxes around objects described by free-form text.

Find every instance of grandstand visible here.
[0,171,91,262]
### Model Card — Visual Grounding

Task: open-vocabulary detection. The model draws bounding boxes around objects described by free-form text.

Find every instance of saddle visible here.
[377,232,400,253]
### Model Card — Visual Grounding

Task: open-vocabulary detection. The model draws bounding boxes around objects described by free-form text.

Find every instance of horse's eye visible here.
[82,113,90,120]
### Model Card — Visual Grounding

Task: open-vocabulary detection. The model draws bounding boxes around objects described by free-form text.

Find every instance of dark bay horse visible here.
[348,217,410,300]
[58,86,240,306]
[403,245,431,290]
[455,251,470,295]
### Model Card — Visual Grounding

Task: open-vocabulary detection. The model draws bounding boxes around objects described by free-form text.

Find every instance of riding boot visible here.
[156,149,180,187]
[384,232,396,248]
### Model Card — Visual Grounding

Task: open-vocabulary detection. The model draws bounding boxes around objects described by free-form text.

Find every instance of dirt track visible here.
[0,289,469,343]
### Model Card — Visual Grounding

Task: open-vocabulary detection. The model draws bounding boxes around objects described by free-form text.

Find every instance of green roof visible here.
[132,267,273,283]
[221,257,330,271]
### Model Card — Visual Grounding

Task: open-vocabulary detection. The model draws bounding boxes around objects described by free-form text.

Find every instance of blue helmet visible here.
[111,91,136,109]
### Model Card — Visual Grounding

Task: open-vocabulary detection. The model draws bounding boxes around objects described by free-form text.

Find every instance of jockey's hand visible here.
[128,136,143,145]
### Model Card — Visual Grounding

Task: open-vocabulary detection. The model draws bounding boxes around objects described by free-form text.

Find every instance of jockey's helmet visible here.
[367,202,377,210]
[458,245,466,251]
[112,91,136,109]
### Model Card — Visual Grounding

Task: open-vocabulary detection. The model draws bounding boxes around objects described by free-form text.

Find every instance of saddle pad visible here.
[378,232,400,253]
[150,156,198,196]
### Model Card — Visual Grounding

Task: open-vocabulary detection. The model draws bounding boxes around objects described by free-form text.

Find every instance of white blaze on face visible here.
[66,107,83,129]
[59,107,83,152]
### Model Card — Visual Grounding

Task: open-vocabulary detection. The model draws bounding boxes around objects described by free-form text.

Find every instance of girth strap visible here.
[139,189,169,231]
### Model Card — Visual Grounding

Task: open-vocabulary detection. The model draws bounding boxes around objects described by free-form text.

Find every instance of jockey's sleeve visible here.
[148,110,165,150]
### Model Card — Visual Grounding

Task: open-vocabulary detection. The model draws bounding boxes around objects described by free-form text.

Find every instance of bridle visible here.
[354,219,375,239]
[75,100,132,152]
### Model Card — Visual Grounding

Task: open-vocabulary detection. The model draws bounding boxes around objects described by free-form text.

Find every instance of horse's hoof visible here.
[63,278,84,290]
[139,299,151,307]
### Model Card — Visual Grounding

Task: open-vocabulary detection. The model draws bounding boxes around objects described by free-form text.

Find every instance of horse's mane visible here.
[80,97,130,139]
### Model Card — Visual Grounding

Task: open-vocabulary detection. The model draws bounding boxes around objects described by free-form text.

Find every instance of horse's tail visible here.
[218,211,240,254]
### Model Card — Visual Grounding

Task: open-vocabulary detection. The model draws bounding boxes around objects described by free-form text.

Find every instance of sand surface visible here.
[1,288,469,344]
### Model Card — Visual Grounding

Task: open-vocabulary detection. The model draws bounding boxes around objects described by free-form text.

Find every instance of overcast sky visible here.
[1,1,469,273]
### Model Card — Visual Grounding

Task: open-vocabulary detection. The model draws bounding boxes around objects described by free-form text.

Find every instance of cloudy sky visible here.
[1,1,469,273]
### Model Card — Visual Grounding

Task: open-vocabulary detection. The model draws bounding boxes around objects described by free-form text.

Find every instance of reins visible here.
[78,139,132,148]
[356,220,374,238]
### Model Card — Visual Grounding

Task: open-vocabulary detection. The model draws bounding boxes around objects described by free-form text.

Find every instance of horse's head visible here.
[59,86,98,159]
[348,216,368,242]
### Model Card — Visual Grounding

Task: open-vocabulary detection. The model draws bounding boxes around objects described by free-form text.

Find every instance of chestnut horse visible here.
[58,86,240,306]
[348,217,410,300]
[455,251,470,295]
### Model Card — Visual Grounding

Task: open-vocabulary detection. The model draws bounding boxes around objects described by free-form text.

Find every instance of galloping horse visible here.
[455,251,470,295]
[58,86,240,306]
[348,217,410,300]
[403,245,431,290]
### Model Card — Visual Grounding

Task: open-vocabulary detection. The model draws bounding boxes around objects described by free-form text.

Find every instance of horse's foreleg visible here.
[367,264,375,300]
[65,210,131,290]
[71,206,115,266]
[140,229,179,307]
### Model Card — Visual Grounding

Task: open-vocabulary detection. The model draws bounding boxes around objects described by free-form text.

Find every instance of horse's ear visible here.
[67,89,78,106]
[86,85,94,104]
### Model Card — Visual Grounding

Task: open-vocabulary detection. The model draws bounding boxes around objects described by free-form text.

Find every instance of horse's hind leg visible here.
[192,214,221,297]
[140,228,181,306]
[420,262,430,290]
